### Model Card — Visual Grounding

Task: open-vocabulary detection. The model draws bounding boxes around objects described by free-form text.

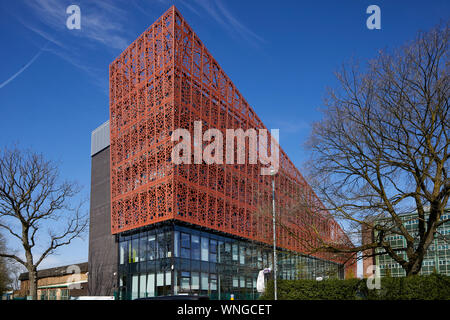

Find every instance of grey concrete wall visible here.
[88,147,117,296]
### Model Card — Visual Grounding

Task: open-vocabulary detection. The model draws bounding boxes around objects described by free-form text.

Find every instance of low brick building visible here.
[18,262,88,300]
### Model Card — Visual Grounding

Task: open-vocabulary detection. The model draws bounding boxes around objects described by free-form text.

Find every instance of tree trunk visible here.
[28,267,38,300]
[405,257,424,276]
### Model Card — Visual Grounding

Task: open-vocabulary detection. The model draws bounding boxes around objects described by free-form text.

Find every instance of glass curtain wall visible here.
[117,223,344,300]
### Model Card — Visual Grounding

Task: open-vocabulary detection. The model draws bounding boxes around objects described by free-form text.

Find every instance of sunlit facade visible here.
[117,222,344,300]
[104,6,355,299]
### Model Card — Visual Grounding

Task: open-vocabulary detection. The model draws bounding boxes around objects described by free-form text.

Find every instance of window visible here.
[147,235,156,260]
[130,238,139,263]
[210,274,217,291]
[61,289,69,300]
[240,276,245,288]
[140,274,146,298]
[174,231,180,257]
[246,277,253,289]
[424,260,435,266]
[174,272,178,295]
[233,276,238,288]
[201,237,209,261]
[147,273,155,297]
[246,248,252,265]
[181,272,190,291]
[48,289,56,301]
[210,240,217,263]
[232,244,238,261]
[239,246,245,264]
[201,273,209,290]
[157,233,166,259]
[157,272,164,287]
[181,232,190,247]
[120,241,127,265]
[132,275,139,300]
[166,232,173,258]
[250,248,257,267]
[191,272,199,290]
[181,233,190,259]
[192,235,200,260]
[217,241,223,263]
[223,242,231,263]
[139,236,147,262]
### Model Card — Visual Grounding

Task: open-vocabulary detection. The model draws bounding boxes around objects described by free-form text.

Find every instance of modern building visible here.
[88,120,118,296]
[89,6,356,300]
[1,291,14,301]
[362,209,450,278]
[17,262,88,300]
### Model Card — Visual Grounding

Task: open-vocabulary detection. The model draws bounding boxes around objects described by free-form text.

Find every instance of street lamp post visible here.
[270,167,277,300]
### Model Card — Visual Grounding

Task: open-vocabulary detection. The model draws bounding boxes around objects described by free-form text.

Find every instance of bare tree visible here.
[0,233,15,295]
[0,147,88,299]
[302,22,449,276]
[254,180,356,275]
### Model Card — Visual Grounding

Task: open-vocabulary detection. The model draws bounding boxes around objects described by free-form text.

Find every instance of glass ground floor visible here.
[117,222,344,300]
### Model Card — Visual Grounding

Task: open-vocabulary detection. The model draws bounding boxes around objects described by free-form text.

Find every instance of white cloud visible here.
[0,42,49,89]
[3,0,264,93]
[214,0,265,44]
[4,0,135,93]
[183,0,265,47]
[23,0,131,50]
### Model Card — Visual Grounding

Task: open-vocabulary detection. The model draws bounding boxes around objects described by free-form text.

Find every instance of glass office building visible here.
[117,222,344,300]
[369,210,450,277]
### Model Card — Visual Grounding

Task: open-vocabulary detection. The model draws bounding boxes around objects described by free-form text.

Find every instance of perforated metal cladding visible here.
[109,6,355,269]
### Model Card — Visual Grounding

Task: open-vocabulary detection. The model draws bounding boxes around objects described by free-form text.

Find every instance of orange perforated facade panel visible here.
[109,6,355,272]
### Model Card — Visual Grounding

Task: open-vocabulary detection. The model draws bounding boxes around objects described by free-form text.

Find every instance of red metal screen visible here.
[109,6,355,271]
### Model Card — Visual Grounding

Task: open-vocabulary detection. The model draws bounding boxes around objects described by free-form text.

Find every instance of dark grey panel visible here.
[88,146,117,296]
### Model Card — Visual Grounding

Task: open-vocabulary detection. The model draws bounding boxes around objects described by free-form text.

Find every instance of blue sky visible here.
[0,0,448,272]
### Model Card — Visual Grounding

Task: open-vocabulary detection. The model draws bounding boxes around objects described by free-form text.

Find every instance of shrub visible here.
[260,273,450,300]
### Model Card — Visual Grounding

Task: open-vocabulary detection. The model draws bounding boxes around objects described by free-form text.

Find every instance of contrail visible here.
[0,42,49,89]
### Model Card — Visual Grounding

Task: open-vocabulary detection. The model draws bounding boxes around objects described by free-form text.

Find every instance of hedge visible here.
[259,273,450,300]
